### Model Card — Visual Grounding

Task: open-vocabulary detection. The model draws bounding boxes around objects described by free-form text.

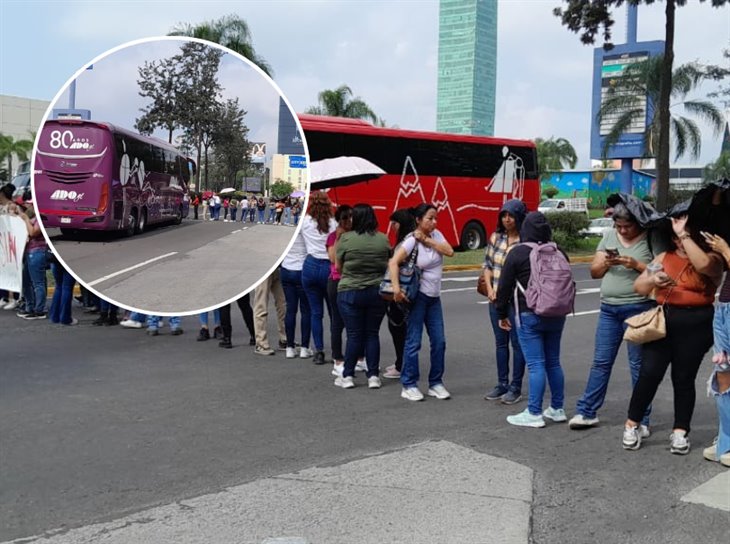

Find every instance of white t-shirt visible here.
[281,232,308,271]
[300,215,337,260]
[400,229,446,297]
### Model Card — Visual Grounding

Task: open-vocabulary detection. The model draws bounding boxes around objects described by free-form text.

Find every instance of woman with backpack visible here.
[390,203,454,401]
[496,211,574,428]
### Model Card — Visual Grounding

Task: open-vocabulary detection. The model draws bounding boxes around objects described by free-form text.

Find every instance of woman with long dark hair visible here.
[327,205,353,377]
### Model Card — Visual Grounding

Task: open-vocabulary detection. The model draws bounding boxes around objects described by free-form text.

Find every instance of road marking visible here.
[232,229,242,233]
[87,252,178,286]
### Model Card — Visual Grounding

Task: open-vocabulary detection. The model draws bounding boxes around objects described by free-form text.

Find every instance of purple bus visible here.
[35,119,194,236]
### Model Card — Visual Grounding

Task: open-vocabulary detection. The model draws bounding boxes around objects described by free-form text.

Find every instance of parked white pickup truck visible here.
[537,198,588,214]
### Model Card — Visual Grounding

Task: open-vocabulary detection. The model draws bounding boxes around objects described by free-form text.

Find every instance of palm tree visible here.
[534,137,578,181]
[704,151,730,182]
[0,133,33,179]
[305,85,378,123]
[598,56,724,163]
[169,14,273,77]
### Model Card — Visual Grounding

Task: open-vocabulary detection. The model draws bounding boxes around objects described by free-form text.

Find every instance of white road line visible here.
[87,252,178,286]
[232,229,242,233]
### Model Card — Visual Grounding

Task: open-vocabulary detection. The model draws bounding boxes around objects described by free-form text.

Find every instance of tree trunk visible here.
[656,0,675,212]
[196,139,203,191]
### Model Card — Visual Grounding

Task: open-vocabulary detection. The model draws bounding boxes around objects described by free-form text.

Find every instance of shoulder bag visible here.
[379,239,420,302]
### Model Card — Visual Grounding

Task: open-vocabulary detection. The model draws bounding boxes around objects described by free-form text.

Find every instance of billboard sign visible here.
[277,97,305,155]
[250,142,266,164]
[288,155,307,169]
[590,40,664,160]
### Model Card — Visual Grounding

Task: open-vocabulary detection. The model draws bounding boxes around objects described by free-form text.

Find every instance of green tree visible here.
[135,58,182,143]
[704,150,730,181]
[535,137,578,181]
[542,185,560,198]
[598,55,724,161]
[212,98,250,187]
[269,178,295,199]
[169,14,273,77]
[554,0,729,211]
[0,133,33,179]
[305,85,378,123]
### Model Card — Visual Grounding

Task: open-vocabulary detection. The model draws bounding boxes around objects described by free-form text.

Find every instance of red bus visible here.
[299,114,539,249]
[35,119,194,237]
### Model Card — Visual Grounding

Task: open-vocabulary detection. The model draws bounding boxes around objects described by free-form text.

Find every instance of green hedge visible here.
[545,212,590,251]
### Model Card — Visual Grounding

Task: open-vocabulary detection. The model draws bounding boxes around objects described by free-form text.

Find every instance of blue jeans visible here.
[283,208,291,225]
[129,312,147,323]
[49,263,75,324]
[516,312,566,416]
[401,292,446,389]
[199,310,221,328]
[241,208,248,223]
[575,301,655,424]
[148,315,181,331]
[301,256,331,352]
[23,250,47,313]
[267,208,276,223]
[280,266,311,349]
[708,368,730,460]
[257,209,265,223]
[713,301,730,357]
[488,303,525,393]
[230,208,237,221]
[214,204,221,220]
[338,286,387,378]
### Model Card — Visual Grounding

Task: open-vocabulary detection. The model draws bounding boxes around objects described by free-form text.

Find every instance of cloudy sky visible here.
[48,39,283,151]
[1,0,728,167]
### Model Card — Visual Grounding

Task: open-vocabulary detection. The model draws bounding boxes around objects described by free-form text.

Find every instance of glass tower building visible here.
[436,0,498,136]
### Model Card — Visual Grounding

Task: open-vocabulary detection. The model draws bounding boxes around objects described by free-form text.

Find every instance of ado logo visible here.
[50,190,85,202]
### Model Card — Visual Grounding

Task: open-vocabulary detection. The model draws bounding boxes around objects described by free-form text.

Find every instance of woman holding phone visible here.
[569,203,655,431]
[622,217,723,455]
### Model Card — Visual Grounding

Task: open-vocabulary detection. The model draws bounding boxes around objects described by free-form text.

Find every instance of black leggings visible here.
[628,305,714,432]
[387,302,407,372]
[219,294,255,341]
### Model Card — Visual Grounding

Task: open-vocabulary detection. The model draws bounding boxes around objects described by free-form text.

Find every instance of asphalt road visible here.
[1,264,727,543]
[45,219,298,313]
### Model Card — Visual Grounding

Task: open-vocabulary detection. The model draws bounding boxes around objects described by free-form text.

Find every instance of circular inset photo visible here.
[32,37,309,315]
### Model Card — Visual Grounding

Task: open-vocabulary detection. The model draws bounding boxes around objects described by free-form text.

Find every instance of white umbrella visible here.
[310,156,386,189]
[219,187,236,194]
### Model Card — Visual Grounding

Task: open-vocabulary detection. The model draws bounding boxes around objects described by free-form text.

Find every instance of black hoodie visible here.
[495,212,567,319]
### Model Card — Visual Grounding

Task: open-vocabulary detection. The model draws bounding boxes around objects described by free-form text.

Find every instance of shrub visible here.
[545,212,590,251]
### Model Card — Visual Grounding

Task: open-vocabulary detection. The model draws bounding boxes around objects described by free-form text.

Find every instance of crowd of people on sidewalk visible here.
[189,192,303,226]
[2,185,729,468]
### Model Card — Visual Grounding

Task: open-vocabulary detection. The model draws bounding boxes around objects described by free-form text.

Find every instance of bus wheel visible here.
[174,205,183,225]
[460,221,486,251]
[124,210,137,237]
[135,208,147,234]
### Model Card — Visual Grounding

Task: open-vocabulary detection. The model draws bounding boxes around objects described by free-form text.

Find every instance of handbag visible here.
[477,273,490,297]
[623,263,687,344]
[379,241,420,302]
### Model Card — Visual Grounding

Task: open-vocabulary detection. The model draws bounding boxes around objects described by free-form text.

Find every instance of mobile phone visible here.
[700,231,713,240]
[605,247,619,258]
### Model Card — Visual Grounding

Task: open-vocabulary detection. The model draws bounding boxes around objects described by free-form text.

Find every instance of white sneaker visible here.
[622,425,642,450]
[285,347,297,359]
[368,376,382,389]
[401,387,424,401]
[3,300,18,310]
[355,358,367,372]
[568,414,599,429]
[506,409,546,428]
[335,376,355,389]
[670,430,690,455]
[120,319,143,329]
[639,424,651,439]
[427,384,451,399]
[332,362,344,377]
[543,407,567,422]
[299,347,313,359]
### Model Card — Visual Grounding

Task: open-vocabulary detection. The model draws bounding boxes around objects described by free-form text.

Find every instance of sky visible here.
[1,0,729,168]
[48,39,283,152]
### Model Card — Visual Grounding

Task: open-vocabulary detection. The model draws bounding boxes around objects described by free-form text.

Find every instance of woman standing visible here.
[390,203,454,401]
[496,212,571,428]
[301,192,337,365]
[335,204,391,389]
[382,209,416,380]
[623,216,723,454]
[280,231,313,359]
[482,199,527,404]
[15,199,48,319]
[327,205,353,377]
[570,202,655,432]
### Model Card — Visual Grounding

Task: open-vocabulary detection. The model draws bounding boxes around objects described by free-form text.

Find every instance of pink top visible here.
[326,231,341,281]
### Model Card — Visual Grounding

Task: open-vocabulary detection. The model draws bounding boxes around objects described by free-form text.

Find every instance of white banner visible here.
[0,214,28,292]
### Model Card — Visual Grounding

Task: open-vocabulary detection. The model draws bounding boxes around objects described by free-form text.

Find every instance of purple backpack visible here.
[515,242,575,321]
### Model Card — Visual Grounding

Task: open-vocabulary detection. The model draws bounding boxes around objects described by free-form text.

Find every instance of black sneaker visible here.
[92,315,108,326]
[213,326,223,339]
[146,329,159,336]
[501,390,523,405]
[105,316,119,326]
[278,339,288,351]
[170,328,184,336]
[484,385,508,401]
[219,337,232,349]
[23,311,47,320]
[196,327,210,341]
[313,350,326,365]
[16,309,32,318]
[249,337,256,346]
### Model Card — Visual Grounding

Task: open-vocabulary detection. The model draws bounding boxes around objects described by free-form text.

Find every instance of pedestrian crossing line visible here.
[87,252,178,286]
[232,229,242,234]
